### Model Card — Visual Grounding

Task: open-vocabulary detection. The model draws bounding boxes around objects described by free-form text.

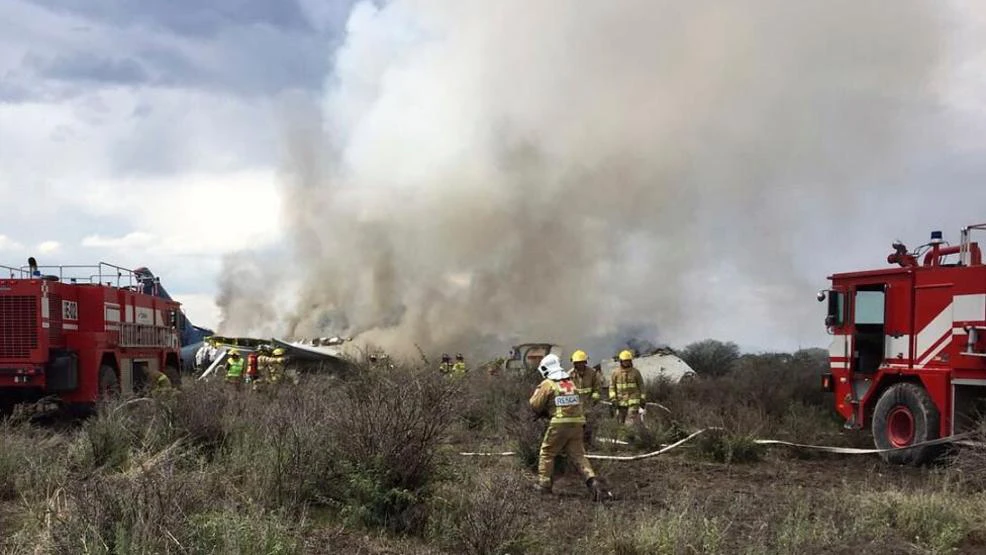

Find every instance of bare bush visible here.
[432,470,532,555]
[642,347,839,446]
[457,369,537,435]
[166,378,230,454]
[317,362,459,534]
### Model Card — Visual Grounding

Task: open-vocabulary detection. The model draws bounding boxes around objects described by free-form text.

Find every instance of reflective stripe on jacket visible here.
[608,366,645,407]
[570,366,604,404]
[529,378,586,425]
[226,357,245,378]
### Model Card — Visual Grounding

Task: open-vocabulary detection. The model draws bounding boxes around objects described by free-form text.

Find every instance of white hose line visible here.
[585,428,714,461]
[457,428,974,460]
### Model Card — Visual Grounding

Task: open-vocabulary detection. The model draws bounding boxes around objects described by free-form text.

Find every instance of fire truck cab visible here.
[0,261,184,415]
[820,224,986,464]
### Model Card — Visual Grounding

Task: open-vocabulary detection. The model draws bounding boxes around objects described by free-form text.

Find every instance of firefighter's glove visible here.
[638,407,646,417]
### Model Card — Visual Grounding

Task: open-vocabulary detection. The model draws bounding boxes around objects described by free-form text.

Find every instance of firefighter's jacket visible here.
[226,357,245,379]
[529,378,586,425]
[451,361,467,378]
[439,362,453,374]
[608,365,645,407]
[569,366,604,405]
[258,355,287,383]
[146,368,171,392]
[246,353,258,379]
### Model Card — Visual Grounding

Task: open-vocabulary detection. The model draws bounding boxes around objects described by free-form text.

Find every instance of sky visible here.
[3,1,986,354]
[0,0,358,330]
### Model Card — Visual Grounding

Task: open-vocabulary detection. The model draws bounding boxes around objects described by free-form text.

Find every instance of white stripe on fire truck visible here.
[885,335,911,360]
[104,302,121,323]
[63,323,79,331]
[914,303,953,362]
[917,331,952,368]
[829,335,848,359]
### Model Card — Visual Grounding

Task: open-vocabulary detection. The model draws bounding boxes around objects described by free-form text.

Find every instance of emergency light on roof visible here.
[930,230,944,244]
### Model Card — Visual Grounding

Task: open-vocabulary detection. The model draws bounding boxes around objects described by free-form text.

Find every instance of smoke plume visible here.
[218,0,948,359]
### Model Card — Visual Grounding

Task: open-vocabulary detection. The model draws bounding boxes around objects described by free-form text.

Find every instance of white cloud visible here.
[171,292,221,332]
[0,235,24,251]
[69,170,283,256]
[37,240,60,253]
[81,232,155,249]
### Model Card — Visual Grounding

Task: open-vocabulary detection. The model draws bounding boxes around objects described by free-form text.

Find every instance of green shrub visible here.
[857,488,976,553]
[186,507,303,554]
[693,429,763,464]
[430,470,532,555]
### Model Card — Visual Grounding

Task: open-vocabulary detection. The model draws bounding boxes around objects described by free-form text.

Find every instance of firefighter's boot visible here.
[535,481,552,495]
[586,477,612,502]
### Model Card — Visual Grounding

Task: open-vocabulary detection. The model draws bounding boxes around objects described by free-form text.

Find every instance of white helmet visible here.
[538,354,569,381]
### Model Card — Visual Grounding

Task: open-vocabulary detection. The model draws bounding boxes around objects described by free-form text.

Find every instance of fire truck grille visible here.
[0,296,39,358]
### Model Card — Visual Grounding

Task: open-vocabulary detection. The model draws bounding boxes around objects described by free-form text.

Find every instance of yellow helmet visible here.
[618,349,633,361]
[229,348,239,356]
[273,347,285,356]
[571,350,588,363]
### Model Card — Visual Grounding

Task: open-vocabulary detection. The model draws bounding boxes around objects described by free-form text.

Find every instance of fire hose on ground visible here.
[459,398,978,460]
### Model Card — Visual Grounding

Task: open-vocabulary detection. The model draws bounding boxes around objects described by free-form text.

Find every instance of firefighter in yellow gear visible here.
[529,354,610,500]
[438,353,453,375]
[451,353,468,378]
[569,349,604,445]
[266,347,287,385]
[225,349,245,389]
[143,367,173,396]
[609,350,646,424]
[569,350,604,405]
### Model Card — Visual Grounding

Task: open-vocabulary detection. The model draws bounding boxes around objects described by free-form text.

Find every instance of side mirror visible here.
[817,290,827,302]
[825,292,843,327]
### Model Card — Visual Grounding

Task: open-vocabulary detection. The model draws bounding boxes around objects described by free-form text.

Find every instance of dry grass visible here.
[2,346,986,554]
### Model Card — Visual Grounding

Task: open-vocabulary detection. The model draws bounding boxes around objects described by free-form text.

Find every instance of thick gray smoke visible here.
[218,0,948,359]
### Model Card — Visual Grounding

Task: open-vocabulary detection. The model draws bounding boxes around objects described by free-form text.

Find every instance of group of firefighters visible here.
[222,346,292,390]
[529,349,645,501]
[438,353,469,377]
[137,337,641,501]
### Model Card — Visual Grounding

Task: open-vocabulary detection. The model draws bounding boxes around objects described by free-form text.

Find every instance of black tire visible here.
[98,365,120,400]
[872,382,940,465]
[164,365,181,389]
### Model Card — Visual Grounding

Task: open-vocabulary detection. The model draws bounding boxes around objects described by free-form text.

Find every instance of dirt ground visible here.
[297,443,968,555]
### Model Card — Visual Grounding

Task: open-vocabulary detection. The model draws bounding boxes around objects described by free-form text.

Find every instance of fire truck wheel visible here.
[164,365,181,388]
[872,382,940,465]
[98,365,120,399]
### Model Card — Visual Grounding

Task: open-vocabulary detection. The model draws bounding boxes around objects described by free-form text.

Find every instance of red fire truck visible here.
[820,224,986,464]
[0,261,184,415]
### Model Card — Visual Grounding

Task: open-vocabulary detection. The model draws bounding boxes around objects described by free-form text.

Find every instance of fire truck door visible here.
[851,284,887,376]
[883,276,914,365]
[120,359,135,395]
